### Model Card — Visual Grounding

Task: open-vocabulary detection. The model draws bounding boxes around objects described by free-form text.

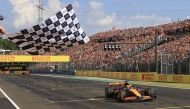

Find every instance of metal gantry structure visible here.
[36,0,44,23]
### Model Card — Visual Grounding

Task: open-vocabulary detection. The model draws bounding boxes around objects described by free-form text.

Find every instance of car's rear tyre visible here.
[105,87,113,98]
[144,87,157,99]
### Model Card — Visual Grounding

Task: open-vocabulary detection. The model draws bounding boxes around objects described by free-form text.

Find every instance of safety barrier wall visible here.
[157,74,190,83]
[0,71,3,74]
[75,71,190,83]
[31,70,75,76]
[1,69,189,83]
[14,71,30,75]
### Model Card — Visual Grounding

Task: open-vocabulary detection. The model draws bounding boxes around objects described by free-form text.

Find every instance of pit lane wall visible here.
[75,71,190,83]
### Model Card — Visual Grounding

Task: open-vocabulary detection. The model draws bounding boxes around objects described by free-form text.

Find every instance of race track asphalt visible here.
[0,74,190,109]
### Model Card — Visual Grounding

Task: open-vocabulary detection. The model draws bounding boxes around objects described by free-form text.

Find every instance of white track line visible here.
[156,106,190,109]
[45,98,105,103]
[0,88,20,109]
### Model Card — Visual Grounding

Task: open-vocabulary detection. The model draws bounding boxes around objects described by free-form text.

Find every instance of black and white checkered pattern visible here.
[5,4,89,55]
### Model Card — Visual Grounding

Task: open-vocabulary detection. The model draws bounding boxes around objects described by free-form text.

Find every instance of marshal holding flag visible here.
[3,4,90,55]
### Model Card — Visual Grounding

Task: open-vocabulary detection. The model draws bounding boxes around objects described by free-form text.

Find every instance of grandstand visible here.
[57,19,189,74]
[5,19,190,75]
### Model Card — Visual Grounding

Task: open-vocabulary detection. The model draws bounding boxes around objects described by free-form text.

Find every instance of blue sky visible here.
[0,0,190,36]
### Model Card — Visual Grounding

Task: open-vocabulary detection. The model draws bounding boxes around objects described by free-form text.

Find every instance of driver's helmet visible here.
[124,80,129,85]
[124,80,133,88]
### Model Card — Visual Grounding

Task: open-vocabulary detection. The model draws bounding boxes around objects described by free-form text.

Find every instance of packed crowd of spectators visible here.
[7,19,190,70]
[64,19,190,66]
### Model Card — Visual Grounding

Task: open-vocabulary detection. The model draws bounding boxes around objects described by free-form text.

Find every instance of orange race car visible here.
[105,81,157,102]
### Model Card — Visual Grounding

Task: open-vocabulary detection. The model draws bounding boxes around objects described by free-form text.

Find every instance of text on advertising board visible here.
[142,74,154,81]
[173,76,183,81]
[131,74,138,80]
[159,75,167,81]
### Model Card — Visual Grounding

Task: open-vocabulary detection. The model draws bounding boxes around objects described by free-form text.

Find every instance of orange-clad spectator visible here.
[0,26,6,35]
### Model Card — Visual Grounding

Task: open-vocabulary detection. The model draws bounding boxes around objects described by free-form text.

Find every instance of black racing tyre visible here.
[144,87,148,95]
[105,87,113,98]
[144,88,157,99]
[117,89,126,103]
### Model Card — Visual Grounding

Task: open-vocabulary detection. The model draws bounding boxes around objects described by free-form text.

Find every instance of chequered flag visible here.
[4,4,90,55]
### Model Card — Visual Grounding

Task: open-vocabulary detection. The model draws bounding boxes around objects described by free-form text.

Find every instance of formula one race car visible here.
[105,81,157,102]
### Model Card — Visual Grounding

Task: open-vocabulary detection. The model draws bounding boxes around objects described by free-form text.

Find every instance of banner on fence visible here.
[0,55,70,62]
[76,71,190,83]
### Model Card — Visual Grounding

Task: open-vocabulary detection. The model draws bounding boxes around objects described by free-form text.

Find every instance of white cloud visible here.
[44,0,62,19]
[87,13,117,26]
[96,13,116,26]
[130,14,172,24]
[87,1,117,26]
[89,1,104,10]
[73,1,80,9]
[126,14,172,27]
[9,0,80,29]
[84,1,172,35]
[86,12,172,35]
[9,0,37,28]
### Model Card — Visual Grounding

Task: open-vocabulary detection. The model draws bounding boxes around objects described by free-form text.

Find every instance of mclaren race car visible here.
[105,81,157,102]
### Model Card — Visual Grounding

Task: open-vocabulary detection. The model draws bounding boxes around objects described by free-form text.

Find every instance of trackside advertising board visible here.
[76,71,190,83]
[0,65,26,71]
[0,55,70,62]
